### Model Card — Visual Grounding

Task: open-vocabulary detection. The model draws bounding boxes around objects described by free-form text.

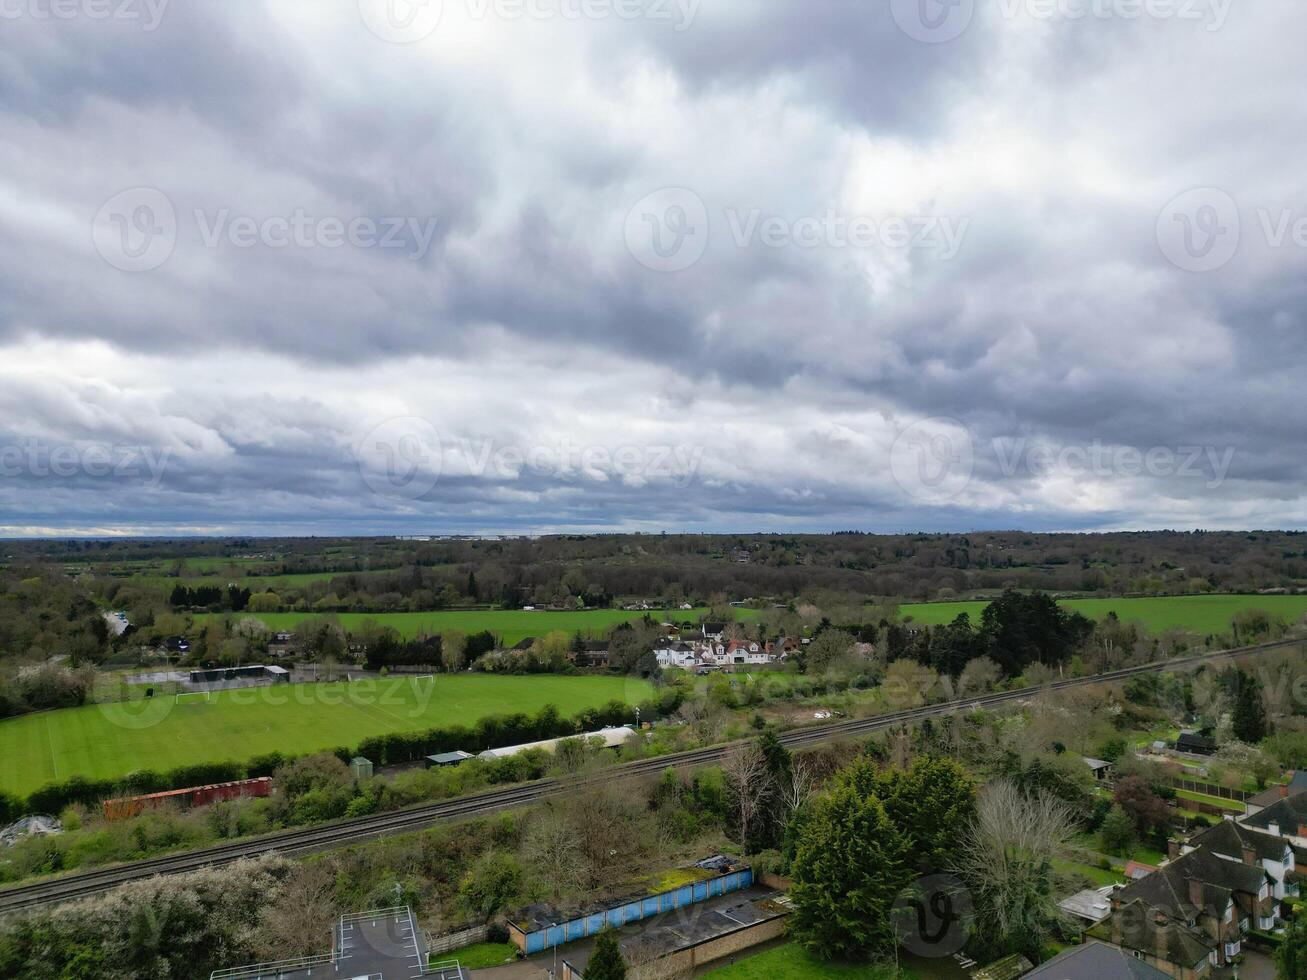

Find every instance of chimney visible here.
[1241,846,1257,866]
[1153,911,1170,964]
[1187,876,1204,914]
[1168,838,1181,861]
[1282,784,1290,799]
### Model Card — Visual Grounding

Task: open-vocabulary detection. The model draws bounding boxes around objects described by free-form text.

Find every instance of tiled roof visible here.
[1025,940,1171,979]
[1086,899,1214,969]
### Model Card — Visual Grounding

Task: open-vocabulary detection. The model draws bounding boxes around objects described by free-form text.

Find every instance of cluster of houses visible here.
[1057,771,1307,978]
[652,622,800,673]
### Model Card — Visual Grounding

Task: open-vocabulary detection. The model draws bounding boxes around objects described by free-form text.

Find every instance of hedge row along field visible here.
[0,673,655,799]
[190,607,757,645]
[899,593,1307,635]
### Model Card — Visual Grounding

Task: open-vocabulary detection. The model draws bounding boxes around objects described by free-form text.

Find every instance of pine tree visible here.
[789,777,911,960]
[1099,804,1136,856]
[1232,670,1270,743]
[584,930,626,980]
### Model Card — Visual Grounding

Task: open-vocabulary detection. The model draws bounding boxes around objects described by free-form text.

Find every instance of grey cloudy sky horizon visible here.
[1,0,1304,536]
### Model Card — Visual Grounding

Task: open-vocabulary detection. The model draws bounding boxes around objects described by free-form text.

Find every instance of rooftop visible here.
[209,907,441,980]
[1025,941,1170,979]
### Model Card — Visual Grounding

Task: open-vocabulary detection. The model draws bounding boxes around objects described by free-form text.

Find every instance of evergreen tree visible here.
[584,930,626,980]
[1231,670,1270,743]
[1277,914,1307,979]
[876,756,976,874]
[790,775,911,960]
[1099,804,1136,855]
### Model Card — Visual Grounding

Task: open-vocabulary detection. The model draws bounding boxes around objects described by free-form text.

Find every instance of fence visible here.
[1172,778,1250,802]
[510,868,754,955]
[427,924,489,955]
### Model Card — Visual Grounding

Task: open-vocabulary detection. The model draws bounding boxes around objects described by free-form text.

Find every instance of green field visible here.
[195,608,716,645]
[899,594,1307,635]
[0,674,653,797]
[703,943,912,980]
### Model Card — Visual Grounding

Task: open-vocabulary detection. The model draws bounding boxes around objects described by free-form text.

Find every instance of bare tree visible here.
[954,780,1076,957]
[778,754,815,820]
[255,862,337,959]
[525,804,584,899]
[720,742,768,847]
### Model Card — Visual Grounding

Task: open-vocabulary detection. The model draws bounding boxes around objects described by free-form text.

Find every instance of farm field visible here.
[898,594,1307,635]
[194,608,726,645]
[128,568,401,592]
[0,674,653,797]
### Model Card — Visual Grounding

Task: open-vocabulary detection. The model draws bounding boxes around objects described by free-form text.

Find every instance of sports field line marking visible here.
[44,713,60,782]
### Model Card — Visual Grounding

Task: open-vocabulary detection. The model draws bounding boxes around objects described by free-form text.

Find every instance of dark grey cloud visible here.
[0,0,1305,533]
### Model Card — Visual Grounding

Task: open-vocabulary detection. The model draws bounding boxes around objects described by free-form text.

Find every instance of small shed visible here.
[349,756,374,780]
[1083,757,1114,782]
[1176,732,1218,756]
[425,750,474,769]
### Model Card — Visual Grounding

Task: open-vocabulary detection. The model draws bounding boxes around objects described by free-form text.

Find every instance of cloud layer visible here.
[1,0,1304,534]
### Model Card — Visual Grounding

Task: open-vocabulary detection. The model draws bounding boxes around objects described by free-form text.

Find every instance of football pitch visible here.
[899,593,1307,635]
[0,674,653,798]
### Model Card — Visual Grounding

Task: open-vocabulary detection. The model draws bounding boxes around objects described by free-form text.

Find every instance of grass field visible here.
[438,943,518,970]
[703,943,914,980]
[0,674,653,797]
[194,608,717,645]
[899,594,1307,635]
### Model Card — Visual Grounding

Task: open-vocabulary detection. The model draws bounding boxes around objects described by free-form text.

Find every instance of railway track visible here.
[1,634,1300,914]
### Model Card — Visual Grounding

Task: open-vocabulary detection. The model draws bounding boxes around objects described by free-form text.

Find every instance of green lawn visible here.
[1053,858,1124,888]
[195,608,715,645]
[899,594,1307,635]
[438,942,518,969]
[1175,788,1244,812]
[0,674,653,797]
[703,943,913,980]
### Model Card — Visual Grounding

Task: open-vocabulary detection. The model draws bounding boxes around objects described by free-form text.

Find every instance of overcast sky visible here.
[0,0,1303,536]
